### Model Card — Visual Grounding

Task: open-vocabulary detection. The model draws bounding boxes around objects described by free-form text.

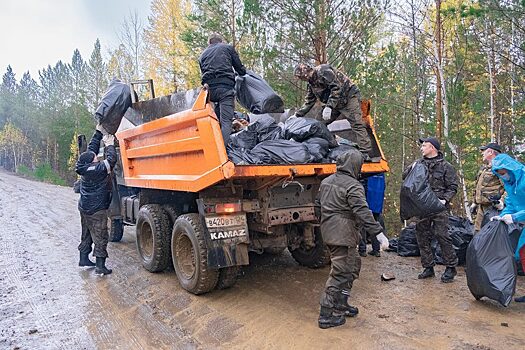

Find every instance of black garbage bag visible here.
[235,70,284,114]
[397,224,420,257]
[229,128,258,150]
[387,237,398,252]
[466,220,517,306]
[327,144,360,162]
[94,79,132,134]
[247,139,312,164]
[400,162,446,220]
[303,138,330,163]
[281,117,338,148]
[429,216,474,265]
[250,115,282,142]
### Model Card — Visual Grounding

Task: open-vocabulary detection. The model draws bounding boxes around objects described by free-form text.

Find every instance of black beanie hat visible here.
[79,151,96,164]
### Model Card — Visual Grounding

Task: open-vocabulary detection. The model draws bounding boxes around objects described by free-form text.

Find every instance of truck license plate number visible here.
[206,214,246,228]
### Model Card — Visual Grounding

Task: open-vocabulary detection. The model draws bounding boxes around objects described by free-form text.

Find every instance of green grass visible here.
[17,163,67,186]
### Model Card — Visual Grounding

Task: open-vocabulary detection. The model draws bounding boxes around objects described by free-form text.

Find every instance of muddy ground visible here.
[1,169,525,350]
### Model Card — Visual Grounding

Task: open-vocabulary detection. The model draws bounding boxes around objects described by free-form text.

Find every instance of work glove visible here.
[322,106,332,121]
[102,134,115,146]
[439,199,446,206]
[469,203,477,214]
[494,200,505,211]
[491,214,514,225]
[96,123,109,136]
[376,232,389,251]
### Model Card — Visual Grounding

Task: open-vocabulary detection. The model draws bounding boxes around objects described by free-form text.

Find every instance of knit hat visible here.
[78,151,96,164]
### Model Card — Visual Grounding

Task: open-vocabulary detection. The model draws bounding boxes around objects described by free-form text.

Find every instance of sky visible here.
[0,0,151,79]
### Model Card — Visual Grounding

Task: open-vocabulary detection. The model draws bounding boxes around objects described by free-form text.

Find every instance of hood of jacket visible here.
[492,154,525,194]
[336,148,363,179]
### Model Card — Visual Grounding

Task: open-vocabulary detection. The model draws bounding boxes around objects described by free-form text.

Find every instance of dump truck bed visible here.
[116,88,388,193]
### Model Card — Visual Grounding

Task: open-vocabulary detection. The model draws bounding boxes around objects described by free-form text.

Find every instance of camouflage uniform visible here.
[294,64,372,155]
[473,165,505,231]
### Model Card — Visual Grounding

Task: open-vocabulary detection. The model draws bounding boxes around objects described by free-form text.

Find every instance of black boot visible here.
[359,250,367,257]
[79,252,95,267]
[368,250,381,257]
[418,267,435,279]
[514,296,525,303]
[95,257,112,275]
[334,293,359,317]
[441,266,457,283]
[318,306,346,329]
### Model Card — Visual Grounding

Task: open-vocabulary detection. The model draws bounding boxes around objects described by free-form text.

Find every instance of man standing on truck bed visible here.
[199,33,247,147]
[294,63,372,157]
[315,149,386,329]
[75,126,117,275]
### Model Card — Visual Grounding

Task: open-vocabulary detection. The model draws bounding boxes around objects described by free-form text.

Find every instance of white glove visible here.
[288,114,298,120]
[469,203,477,213]
[490,215,501,222]
[494,200,505,211]
[96,124,109,136]
[322,106,332,121]
[500,214,514,225]
[102,134,115,146]
[439,199,446,205]
[376,232,389,251]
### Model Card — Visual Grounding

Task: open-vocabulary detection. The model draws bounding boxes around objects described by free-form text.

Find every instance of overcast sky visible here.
[0,0,151,79]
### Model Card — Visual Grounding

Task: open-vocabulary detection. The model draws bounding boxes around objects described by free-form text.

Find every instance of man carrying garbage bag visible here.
[315,149,388,329]
[293,63,372,157]
[402,137,459,282]
[199,33,246,147]
[490,154,525,302]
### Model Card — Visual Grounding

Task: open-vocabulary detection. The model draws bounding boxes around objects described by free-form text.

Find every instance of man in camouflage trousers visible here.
[293,63,372,156]
[471,143,505,232]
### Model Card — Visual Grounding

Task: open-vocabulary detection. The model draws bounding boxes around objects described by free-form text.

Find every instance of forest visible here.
[0,0,523,231]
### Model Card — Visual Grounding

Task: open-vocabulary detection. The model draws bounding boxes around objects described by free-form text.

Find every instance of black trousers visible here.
[209,86,235,147]
[78,210,109,258]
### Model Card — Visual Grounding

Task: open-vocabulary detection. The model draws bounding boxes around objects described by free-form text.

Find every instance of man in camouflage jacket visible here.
[294,63,372,155]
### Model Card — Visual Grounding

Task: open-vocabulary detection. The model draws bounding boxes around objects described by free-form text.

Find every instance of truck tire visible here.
[171,213,218,294]
[216,266,240,290]
[264,247,285,255]
[289,226,330,268]
[136,204,171,272]
[108,218,124,242]
[162,204,180,268]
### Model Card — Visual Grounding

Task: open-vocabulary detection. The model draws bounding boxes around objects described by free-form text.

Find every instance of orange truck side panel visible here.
[116,89,388,192]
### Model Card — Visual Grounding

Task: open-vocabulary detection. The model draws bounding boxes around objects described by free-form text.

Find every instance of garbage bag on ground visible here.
[244,139,313,165]
[235,70,284,114]
[400,162,446,220]
[302,137,330,163]
[466,220,517,306]
[94,79,132,134]
[281,117,338,148]
[387,238,398,252]
[327,144,360,162]
[397,224,420,257]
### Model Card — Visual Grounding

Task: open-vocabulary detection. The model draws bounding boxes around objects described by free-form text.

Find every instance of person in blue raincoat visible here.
[490,154,525,302]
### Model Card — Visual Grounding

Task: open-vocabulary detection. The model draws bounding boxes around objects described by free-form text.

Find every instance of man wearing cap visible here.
[471,143,505,231]
[75,126,117,275]
[199,33,246,147]
[293,63,372,156]
[403,137,459,282]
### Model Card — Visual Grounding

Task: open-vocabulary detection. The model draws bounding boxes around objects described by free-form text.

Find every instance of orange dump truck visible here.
[111,86,388,294]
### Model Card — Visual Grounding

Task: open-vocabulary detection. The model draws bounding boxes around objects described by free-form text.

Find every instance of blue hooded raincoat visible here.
[492,154,525,259]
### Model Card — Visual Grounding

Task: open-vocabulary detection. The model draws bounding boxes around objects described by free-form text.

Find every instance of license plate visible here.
[205,214,246,228]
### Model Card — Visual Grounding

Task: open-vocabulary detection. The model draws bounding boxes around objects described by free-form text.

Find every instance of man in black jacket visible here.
[75,126,117,275]
[315,149,386,329]
[403,137,459,282]
[199,33,246,147]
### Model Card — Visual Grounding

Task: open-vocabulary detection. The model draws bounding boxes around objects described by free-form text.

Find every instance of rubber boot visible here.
[514,296,525,303]
[95,257,112,275]
[318,306,346,329]
[358,250,367,257]
[335,293,359,317]
[78,252,95,267]
[441,266,457,283]
[368,250,381,257]
[418,267,435,279]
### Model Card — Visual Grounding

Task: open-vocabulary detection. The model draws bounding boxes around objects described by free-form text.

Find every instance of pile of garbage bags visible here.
[388,216,474,265]
[466,220,517,306]
[227,115,356,165]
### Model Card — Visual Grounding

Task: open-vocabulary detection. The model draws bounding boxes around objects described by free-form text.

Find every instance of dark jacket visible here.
[315,149,383,246]
[199,43,246,88]
[403,152,458,204]
[75,130,117,215]
[296,64,359,117]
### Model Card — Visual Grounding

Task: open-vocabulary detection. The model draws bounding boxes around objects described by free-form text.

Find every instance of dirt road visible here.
[1,169,525,350]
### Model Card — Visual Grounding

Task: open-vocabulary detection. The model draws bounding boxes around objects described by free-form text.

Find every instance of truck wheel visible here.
[108,218,124,242]
[136,204,171,272]
[216,266,240,290]
[289,226,330,268]
[162,204,180,268]
[264,247,285,255]
[172,213,218,294]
